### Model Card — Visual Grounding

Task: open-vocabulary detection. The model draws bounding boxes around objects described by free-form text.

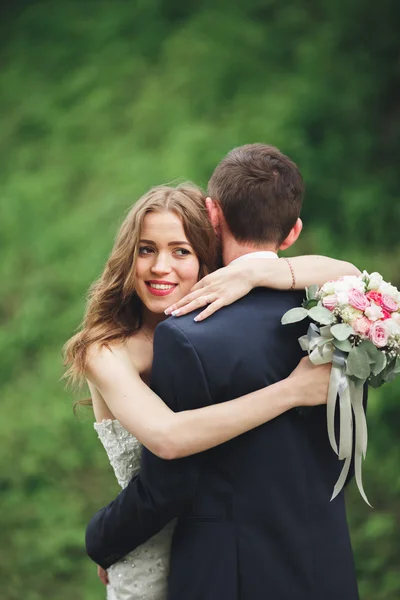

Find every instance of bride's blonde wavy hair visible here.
[63,183,218,390]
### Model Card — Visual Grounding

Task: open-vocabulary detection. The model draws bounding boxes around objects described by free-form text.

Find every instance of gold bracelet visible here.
[284,257,296,291]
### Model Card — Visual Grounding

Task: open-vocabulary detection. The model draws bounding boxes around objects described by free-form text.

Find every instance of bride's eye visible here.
[139,246,154,255]
[174,248,191,256]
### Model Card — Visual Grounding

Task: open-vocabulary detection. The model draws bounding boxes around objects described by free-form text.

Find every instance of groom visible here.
[86,144,359,599]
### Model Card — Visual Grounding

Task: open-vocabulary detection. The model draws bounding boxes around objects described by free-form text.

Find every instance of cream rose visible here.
[321,280,336,295]
[341,306,363,323]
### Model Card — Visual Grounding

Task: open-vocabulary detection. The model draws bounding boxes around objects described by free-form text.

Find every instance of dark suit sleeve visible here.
[85,319,213,569]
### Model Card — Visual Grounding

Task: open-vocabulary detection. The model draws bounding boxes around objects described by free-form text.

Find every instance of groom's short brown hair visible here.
[207,143,304,245]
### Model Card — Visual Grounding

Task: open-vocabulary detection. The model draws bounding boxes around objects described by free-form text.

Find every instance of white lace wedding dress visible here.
[94,419,175,600]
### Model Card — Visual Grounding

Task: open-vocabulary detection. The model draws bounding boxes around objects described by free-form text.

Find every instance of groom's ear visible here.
[279,218,303,251]
[205,197,222,233]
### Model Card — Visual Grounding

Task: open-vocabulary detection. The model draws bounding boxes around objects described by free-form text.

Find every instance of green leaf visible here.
[383,357,400,382]
[281,307,309,325]
[371,351,387,375]
[333,338,352,352]
[308,305,334,325]
[369,373,385,388]
[358,340,380,362]
[306,284,319,300]
[346,347,371,380]
[392,356,400,375]
[331,323,354,341]
[303,298,319,310]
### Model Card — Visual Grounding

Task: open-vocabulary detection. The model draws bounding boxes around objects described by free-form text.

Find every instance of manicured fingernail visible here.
[164,308,172,315]
[194,316,201,322]
[171,309,180,316]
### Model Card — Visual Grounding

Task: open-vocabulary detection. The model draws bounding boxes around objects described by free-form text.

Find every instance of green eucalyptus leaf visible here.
[308,305,334,325]
[303,298,319,310]
[331,323,354,341]
[371,351,387,376]
[346,347,370,380]
[320,325,333,338]
[392,356,400,375]
[382,357,400,382]
[281,307,309,325]
[306,284,319,300]
[368,373,385,388]
[333,339,352,352]
[358,340,379,362]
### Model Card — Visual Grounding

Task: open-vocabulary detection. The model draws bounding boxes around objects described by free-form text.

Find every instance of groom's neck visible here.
[222,235,278,266]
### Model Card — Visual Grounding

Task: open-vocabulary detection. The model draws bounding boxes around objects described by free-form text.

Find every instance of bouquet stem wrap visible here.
[300,324,371,506]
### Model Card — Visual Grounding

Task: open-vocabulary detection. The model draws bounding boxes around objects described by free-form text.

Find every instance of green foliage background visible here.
[1,2,399,598]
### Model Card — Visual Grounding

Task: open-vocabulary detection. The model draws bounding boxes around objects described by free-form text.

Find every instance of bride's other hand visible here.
[164,261,257,321]
[97,565,109,585]
[289,357,332,407]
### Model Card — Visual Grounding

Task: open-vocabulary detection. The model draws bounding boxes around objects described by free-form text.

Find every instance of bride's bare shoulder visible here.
[85,334,149,379]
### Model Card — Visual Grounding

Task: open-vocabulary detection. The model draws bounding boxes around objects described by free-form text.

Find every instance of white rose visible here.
[368,272,384,290]
[391,312,400,325]
[385,318,400,336]
[379,282,399,299]
[334,276,365,294]
[336,291,349,306]
[365,302,384,321]
[351,279,366,293]
[321,280,336,295]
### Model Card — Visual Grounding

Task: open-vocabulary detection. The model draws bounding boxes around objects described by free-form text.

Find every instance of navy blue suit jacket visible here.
[86,289,359,600]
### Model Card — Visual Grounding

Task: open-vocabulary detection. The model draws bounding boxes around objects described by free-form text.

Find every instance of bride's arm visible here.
[252,255,360,289]
[86,346,330,461]
[165,255,360,321]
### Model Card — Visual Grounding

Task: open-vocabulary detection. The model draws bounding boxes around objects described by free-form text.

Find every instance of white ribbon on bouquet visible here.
[299,324,370,506]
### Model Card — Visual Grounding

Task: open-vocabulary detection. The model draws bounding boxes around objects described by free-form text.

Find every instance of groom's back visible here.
[167,289,358,600]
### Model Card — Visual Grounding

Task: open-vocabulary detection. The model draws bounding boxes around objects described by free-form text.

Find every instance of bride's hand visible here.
[288,357,332,407]
[165,261,257,321]
[97,565,109,585]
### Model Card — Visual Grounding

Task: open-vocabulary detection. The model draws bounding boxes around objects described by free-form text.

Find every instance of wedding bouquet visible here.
[282,272,400,505]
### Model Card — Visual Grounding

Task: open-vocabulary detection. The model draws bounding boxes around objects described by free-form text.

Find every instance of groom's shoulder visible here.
[157,288,305,343]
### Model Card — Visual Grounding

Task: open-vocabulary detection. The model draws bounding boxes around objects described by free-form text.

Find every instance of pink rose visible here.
[382,309,391,320]
[369,321,389,348]
[322,294,338,311]
[352,316,372,337]
[366,291,384,306]
[381,294,399,313]
[348,289,370,311]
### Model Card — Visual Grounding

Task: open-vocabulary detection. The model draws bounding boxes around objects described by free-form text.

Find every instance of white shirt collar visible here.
[229,251,278,265]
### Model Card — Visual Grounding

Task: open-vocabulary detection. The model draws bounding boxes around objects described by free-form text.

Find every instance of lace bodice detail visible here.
[94,419,142,488]
[93,419,173,599]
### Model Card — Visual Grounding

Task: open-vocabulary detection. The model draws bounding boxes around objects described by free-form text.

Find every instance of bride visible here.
[64,183,359,599]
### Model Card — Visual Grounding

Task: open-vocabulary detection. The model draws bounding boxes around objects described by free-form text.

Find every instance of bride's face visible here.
[135,210,200,315]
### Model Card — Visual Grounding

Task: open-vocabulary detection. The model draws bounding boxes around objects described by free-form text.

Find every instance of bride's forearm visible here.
[162,377,299,459]
[251,256,360,290]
